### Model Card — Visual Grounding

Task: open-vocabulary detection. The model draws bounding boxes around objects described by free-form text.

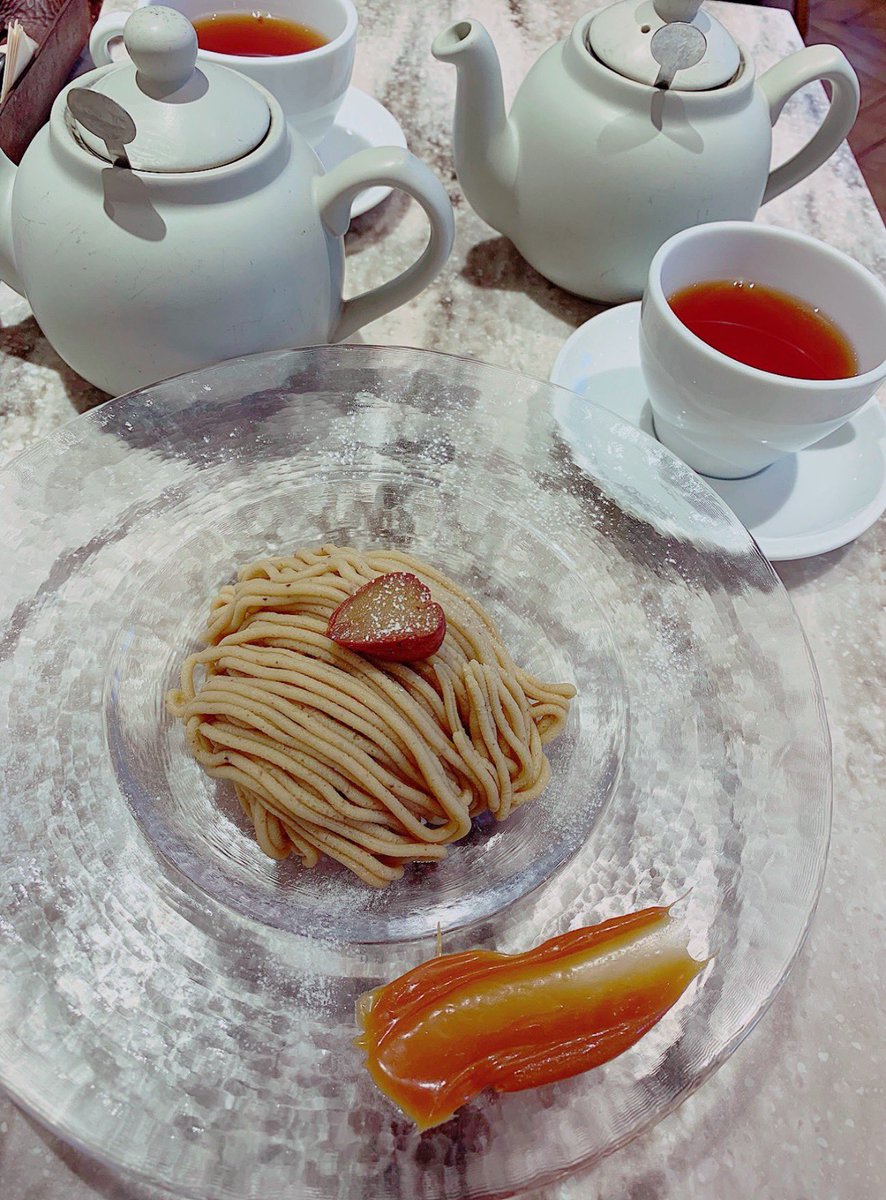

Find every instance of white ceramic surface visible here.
[588,0,739,90]
[639,221,886,477]
[84,7,271,171]
[551,301,886,561]
[0,24,454,395]
[431,6,858,302]
[316,86,407,219]
[91,0,358,147]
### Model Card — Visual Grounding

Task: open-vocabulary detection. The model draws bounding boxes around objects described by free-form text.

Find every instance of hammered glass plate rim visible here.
[0,345,832,1199]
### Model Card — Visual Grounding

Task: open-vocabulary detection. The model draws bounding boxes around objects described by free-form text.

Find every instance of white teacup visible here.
[91,0,357,147]
[639,222,886,479]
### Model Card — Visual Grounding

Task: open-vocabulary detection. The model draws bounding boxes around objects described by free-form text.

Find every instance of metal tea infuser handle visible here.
[67,89,137,166]
[650,1,708,89]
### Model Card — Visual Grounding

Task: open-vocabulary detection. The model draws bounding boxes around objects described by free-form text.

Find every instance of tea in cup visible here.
[190,11,328,56]
[91,0,357,147]
[639,222,886,479]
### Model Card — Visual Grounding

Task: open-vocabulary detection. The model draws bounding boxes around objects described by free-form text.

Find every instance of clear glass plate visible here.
[0,346,830,1199]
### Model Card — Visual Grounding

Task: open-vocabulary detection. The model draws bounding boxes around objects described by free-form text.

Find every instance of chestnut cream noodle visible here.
[167,546,575,887]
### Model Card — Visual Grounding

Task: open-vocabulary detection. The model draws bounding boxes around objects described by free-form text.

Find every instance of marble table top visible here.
[1,2,884,1199]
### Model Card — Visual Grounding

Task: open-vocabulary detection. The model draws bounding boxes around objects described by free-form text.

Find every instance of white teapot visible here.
[0,7,454,395]
[433,0,858,302]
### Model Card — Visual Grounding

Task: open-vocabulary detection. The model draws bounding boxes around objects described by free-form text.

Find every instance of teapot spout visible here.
[433,20,517,235]
[0,149,22,295]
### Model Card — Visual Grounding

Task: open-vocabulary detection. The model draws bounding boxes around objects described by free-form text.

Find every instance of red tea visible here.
[192,11,328,56]
[667,279,857,380]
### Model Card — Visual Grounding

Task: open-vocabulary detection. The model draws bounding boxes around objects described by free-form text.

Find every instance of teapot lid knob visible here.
[124,6,198,92]
[653,0,703,20]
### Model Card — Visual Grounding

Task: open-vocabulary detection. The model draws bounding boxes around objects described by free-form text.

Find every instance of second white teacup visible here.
[639,221,886,479]
[91,0,357,147]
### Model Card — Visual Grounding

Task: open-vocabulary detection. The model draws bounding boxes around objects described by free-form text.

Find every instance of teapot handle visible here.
[759,45,859,206]
[314,147,454,342]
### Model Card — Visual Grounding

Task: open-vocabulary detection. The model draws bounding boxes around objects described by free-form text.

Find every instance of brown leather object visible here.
[0,0,96,164]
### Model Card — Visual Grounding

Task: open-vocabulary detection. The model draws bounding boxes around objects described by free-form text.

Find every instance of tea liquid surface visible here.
[667,280,857,380]
[192,12,328,56]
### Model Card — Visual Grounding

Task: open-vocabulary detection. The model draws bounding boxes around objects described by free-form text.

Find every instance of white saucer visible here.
[316,87,407,220]
[550,302,886,561]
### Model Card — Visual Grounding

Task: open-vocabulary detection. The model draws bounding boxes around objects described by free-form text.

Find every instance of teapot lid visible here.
[587,0,740,91]
[74,6,271,171]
